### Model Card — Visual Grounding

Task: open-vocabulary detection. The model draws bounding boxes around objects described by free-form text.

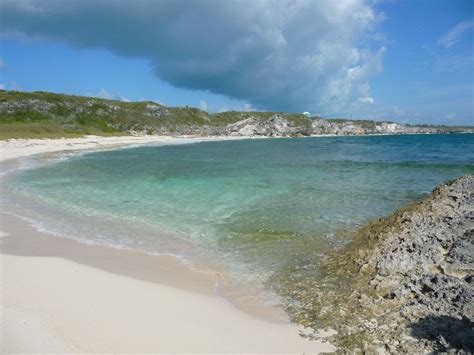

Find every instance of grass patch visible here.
[0,122,127,139]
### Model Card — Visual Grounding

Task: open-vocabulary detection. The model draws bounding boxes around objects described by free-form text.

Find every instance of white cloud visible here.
[445,113,456,120]
[94,88,129,102]
[0,58,6,70]
[199,100,208,112]
[0,84,5,89]
[358,96,375,104]
[438,20,474,48]
[0,0,386,114]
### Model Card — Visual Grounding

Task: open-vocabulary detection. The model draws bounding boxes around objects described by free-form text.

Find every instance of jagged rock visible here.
[375,122,405,134]
[285,175,474,353]
[339,122,366,135]
[226,114,300,137]
[361,175,474,352]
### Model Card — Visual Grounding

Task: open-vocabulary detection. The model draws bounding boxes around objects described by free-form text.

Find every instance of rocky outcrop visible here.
[283,175,473,353]
[224,115,470,137]
[311,118,367,135]
[361,175,474,352]
[226,115,311,137]
[143,103,171,118]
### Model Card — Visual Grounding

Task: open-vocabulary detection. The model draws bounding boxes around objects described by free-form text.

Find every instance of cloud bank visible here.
[1,0,385,114]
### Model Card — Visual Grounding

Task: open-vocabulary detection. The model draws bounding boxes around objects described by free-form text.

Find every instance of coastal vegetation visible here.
[1,90,472,139]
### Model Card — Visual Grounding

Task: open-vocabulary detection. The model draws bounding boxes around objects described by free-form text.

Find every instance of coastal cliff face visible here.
[284,175,473,352]
[1,90,472,139]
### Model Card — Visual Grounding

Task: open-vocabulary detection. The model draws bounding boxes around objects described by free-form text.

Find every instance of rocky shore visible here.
[283,175,473,352]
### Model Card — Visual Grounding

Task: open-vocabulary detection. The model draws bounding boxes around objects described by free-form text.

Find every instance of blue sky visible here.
[0,0,473,125]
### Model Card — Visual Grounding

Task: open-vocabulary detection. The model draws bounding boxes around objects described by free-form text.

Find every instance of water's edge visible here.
[0,139,291,323]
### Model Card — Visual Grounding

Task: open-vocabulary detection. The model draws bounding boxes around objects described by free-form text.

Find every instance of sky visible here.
[0,0,473,125]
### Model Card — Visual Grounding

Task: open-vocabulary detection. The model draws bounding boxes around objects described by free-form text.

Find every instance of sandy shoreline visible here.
[0,135,334,352]
[0,134,249,162]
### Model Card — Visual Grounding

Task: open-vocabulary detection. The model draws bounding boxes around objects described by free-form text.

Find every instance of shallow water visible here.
[3,134,474,309]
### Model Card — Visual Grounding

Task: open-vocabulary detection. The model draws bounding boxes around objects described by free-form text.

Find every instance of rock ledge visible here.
[285,175,473,352]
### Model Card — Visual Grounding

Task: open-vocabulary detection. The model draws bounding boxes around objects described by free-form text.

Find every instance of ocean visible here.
[3,133,474,311]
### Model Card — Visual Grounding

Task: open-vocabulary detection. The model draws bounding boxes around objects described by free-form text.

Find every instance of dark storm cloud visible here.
[1,0,385,113]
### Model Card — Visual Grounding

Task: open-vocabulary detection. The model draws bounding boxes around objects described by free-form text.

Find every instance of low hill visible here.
[0,90,472,139]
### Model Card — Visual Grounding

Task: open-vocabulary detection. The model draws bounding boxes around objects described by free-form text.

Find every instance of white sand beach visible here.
[0,135,334,353]
[0,134,245,162]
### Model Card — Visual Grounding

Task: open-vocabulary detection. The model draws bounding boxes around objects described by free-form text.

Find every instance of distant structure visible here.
[302,111,311,117]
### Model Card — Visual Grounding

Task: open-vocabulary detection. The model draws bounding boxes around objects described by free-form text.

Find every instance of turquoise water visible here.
[4,134,474,305]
